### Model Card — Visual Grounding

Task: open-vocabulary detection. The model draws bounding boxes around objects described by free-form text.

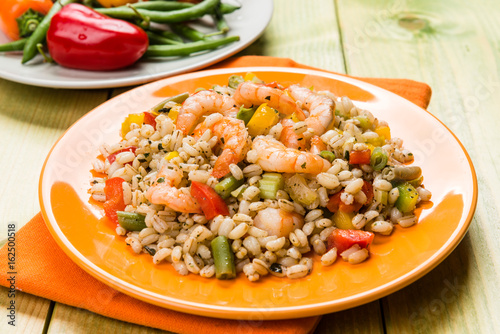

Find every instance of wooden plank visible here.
[237,0,346,73]
[336,0,500,332]
[315,301,384,333]
[0,79,109,235]
[0,286,52,333]
[46,303,170,334]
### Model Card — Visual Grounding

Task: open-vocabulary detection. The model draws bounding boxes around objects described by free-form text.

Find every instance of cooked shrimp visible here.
[233,82,306,120]
[309,135,327,154]
[288,84,335,136]
[193,117,249,178]
[176,90,239,134]
[146,163,202,213]
[279,118,305,150]
[252,136,331,174]
[253,207,304,238]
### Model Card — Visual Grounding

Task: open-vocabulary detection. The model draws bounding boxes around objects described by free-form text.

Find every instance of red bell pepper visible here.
[143,112,157,130]
[103,177,126,224]
[327,229,374,255]
[349,149,371,165]
[46,3,148,71]
[326,181,374,213]
[106,147,136,164]
[190,181,229,220]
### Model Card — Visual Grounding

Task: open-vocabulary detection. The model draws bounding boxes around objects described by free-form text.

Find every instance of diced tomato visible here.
[327,229,375,255]
[143,111,157,130]
[106,147,136,164]
[190,181,229,220]
[264,81,281,89]
[326,180,374,213]
[349,149,371,165]
[103,177,126,224]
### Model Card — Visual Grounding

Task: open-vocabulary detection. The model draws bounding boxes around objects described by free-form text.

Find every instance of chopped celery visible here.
[258,173,284,199]
[150,92,189,113]
[374,188,388,205]
[215,176,244,199]
[236,106,256,125]
[395,183,419,213]
[117,211,147,231]
[231,184,247,198]
[284,174,318,206]
[355,116,371,130]
[228,75,244,89]
[407,175,424,188]
[319,150,336,162]
[332,210,355,229]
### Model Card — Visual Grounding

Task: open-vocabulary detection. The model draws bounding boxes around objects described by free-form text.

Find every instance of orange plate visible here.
[39,67,477,320]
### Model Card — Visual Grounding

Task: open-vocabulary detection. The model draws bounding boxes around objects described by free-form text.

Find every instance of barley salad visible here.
[90,73,431,282]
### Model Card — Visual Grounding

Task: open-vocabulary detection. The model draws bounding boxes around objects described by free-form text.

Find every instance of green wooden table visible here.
[1,0,499,332]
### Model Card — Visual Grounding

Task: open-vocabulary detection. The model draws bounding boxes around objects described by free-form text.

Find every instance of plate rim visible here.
[39,66,478,319]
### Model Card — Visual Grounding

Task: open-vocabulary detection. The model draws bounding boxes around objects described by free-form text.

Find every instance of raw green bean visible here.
[212,3,229,34]
[170,23,207,42]
[259,173,284,199]
[22,0,77,64]
[131,1,193,11]
[146,31,183,45]
[219,3,241,15]
[144,35,239,57]
[117,211,147,231]
[211,236,236,280]
[151,92,189,112]
[0,39,27,52]
[395,183,419,213]
[215,176,244,199]
[319,150,336,163]
[97,0,220,24]
[370,147,388,171]
[148,28,184,43]
[236,106,256,125]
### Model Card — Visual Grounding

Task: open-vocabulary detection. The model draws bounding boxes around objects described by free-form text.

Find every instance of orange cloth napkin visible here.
[0,56,431,334]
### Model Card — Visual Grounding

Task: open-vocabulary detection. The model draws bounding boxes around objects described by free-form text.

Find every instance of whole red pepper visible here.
[46,3,148,71]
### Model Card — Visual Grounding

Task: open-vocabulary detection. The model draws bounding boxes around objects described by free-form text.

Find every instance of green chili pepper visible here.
[144,35,240,58]
[211,235,236,280]
[22,0,77,64]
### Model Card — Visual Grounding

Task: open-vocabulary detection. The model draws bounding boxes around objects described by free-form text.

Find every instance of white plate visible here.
[0,0,272,89]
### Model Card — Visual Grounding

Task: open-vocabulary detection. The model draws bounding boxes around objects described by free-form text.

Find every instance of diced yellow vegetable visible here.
[168,105,180,122]
[165,151,179,161]
[121,113,144,137]
[367,143,375,153]
[244,72,256,81]
[287,112,301,122]
[375,126,391,140]
[332,211,355,229]
[246,103,279,137]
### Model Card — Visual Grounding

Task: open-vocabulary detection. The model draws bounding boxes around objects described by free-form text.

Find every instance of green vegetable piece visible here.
[151,92,189,112]
[146,31,183,45]
[319,150,335,163]
[219,2,241,14]
[215,175,244,199]
[395,183,419,213]
[131,1,193,11]
[211,236,236,280]
[228,75,244,89]
[22,0,77,64]
[236,106,256,125]
[0,38,26,52]
[170,23,207,42]
[259,173,284,199]
[407,175,424,188]
[144,35,240,57]
[370,147,388,171]
[355,115,371,130]
[17,8,44,38]
[117,211,147,231]
[284,174,318,206]
[230,184,247,198]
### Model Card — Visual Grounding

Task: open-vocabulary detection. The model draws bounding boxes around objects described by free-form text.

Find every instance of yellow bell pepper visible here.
[168,105,181,122]
[96,0,138,8]
[375,126,391,140]
[165,151,179,161]
[244,72,256,81]
[246,103,279,137]
[332,211,355,229]
[121,113,144,137]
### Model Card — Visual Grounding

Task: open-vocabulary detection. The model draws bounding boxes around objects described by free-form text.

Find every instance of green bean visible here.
[394,166,422,180]
[211,236,236,280]
[117,211,147,231]
[170,23,207,42]
[395,183,419,213]
[215,176,244,199]
[319,150,336,163]
[0,39,26,52]
[212,3,229,34]
[150,92,189,112]
[259,173,284,199]
[131,1,193,11]
[236,106,256,125]
[219,3,241,15]
[144,35,239,57]
[97,0,220,24]
[146,31,183,45]
[22,0,77,64]
[370,147,388,171]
